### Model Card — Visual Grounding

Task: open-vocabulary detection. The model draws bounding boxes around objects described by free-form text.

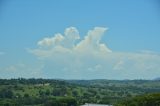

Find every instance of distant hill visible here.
[153,77,160,81]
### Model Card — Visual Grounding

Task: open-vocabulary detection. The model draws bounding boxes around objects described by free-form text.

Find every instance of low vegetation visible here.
[0,78,160,106]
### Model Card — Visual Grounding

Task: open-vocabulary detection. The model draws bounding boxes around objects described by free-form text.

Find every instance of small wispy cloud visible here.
[0,63,44,78]
[0,51,5,55]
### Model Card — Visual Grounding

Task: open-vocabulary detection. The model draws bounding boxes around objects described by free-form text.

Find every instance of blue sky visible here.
[0,0,160,79]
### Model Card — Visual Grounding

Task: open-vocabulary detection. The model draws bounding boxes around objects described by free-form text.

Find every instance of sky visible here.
[0,0,160,79]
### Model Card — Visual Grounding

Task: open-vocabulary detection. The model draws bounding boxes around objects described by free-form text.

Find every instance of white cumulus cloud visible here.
[30,27,112,59]
[75,27,112,54]
[38,33,64,47]
[28,27,160,79]
[37,27,80,49]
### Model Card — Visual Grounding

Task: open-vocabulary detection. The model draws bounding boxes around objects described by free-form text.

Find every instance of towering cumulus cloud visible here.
[29,27,160,79]
[75,27,112,53]
[30,27,112,58]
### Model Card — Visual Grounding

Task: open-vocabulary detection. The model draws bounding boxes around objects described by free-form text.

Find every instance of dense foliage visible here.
[0,78,160,106]
[115,93,160,106]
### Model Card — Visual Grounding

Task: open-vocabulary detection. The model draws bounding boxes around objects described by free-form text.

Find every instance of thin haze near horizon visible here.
[0,0,160,79]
